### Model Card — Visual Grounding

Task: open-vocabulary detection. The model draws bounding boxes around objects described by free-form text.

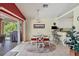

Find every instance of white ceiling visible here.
[16,3,79,19]
[59,12,73,20]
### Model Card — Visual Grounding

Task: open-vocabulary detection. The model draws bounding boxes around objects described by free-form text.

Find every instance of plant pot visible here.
[75,51,79,56]
[70,49,76,56]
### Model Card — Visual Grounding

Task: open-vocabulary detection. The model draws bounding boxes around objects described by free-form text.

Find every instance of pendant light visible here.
[36,9,40,23]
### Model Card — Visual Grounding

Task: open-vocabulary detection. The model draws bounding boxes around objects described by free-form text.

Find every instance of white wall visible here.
[26,18,31,40]
[26,18,73,41]
[29,19,52,40]
[73,6,79,31]
[56,18,73,28]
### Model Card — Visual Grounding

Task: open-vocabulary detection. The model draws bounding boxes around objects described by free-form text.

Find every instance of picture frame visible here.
[33,24,45,29]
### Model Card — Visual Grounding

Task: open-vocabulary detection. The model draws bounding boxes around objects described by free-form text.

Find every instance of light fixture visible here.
[43,4,48,8]
[36,9,40,23]
[36,4,48,23]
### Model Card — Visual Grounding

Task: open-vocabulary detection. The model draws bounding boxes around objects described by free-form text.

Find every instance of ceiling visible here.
[0,11,19,22]
[16,3,79,19]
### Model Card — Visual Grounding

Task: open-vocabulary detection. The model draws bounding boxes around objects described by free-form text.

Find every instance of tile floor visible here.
[5,42,70,56]
[0,40,17,56]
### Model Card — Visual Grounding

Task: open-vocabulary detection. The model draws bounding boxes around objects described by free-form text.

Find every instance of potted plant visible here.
[65,26,79,56]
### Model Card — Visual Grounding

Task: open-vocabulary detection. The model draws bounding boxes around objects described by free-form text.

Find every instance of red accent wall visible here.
[0,3,26,20]
[0,9,23,21]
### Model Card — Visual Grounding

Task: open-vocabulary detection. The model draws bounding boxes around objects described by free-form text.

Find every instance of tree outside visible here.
[4,22,17,37]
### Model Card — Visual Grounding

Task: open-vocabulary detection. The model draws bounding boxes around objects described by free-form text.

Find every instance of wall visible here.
[73,6,79,31]
[27,19,52,40]
[56,18,73,28]
[26,17,73,41]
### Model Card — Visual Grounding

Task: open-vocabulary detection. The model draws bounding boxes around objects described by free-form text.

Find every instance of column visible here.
[1,21,4,34]
[22,20,26,42]
[17,20,20,44]
[0,18,4,34]
[0,19,2,35]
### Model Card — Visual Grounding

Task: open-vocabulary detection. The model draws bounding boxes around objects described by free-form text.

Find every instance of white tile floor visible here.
[4,42,70,56]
